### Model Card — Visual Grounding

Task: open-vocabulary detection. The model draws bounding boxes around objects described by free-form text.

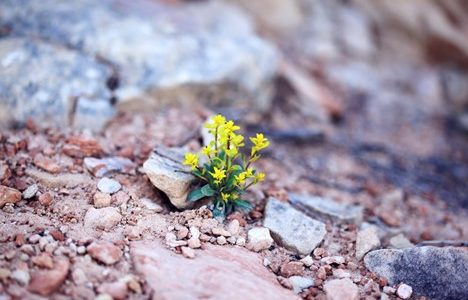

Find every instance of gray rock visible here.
[355,226,380,260]
[0,37,113,129]
[288,276,314,294]
[142,147,195,209]
[2,0,277,111]
[389,234,414,249]
[263,197,326,255]
[289,193,363,224]
[246,227,273,252]
[22,184,39,199]
[364,247,468,299]
[97,177,121,194]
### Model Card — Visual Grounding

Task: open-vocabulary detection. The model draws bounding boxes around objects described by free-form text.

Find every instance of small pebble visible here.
[97,177,121,194]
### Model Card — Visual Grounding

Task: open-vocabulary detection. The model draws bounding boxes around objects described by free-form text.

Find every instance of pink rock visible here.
[324,278,358,300]
[28,258,70,296]
[87,241,122,265]
[98,280,128,300]
[131,241,298,300]
[32,253,54,269]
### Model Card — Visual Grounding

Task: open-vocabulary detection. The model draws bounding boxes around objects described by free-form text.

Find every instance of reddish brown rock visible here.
[0,163,11,184]
[0,185,21,208]
[131,241,298,300]
[280,262,304,278]
[15,233,25,246]
[32,253,54,269]
[28,258,70,296]
[38,192,53,206]
[49,230,65,242]
[33,154,61,173]
[87,241,122,265]
[63,136,102,158]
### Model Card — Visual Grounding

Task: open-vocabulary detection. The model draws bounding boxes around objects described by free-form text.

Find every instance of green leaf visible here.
[200,184,216,196]
[234,199,253,212]
[187,184,215,202]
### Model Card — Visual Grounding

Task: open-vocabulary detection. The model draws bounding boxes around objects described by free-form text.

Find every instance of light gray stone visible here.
[397,284,413,299]
[97,177,121,194]
[289,276,314,294]
[389,234,414,249]
[246,227,273,252]
[142,147,195,209]
[323,278,358,300]
[264,197,326,255]
[0,37,113,129]
[289,193,363,224]
[355,226,380,260]
[22,184,39,199]
[364,246,468,299]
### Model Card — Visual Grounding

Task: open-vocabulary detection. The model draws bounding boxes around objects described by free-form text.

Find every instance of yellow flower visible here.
[235,172,247,184]
[210,167,226,183]
[183,152,199,169]
[250,133,269,155]
[255,172,265,182]
[230,133,244,147]
[201,145,215,157]
[245,167,254,177]
[204,114,226,130]
[225,145,238,157]
[221,192,230,202]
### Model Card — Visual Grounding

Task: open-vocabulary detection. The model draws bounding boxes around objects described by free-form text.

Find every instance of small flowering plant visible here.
[183,114,269,217]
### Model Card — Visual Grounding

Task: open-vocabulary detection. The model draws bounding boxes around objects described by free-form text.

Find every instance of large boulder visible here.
[0,37,113,129]
[263,197,326,255]
[131,240,298,300]
[1,0,278,128]
[364,246,468,299]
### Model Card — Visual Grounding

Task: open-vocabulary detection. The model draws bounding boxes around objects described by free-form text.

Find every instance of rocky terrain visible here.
[1,0,468,300]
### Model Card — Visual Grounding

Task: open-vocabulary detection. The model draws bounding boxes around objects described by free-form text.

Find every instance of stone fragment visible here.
[246,227,273,252]
[300,256,314,267]
[289,193,363,224]
[217,236,227,245]
[321,256,345,265]
[323,278,359,300]
[264,197,326,255]
[0,185,21,207]
[280,262,304,277]
[84,207,122,231]
[94,192,112,208]
[289,276,314,294]
[28,258,70,296]
[84,156,136,177]
[98,280,128,300]
[227,219,240,235]
[33,154,61,173]
[32,254,54,269]
[25,169,90,188]
[131,241,296,299]
[364,247,468,299]
[397,284,413,299]
[212,227,231,237]
[97,177,121,194]
[63,136,103,157]
[181,247,195,259]
[142,147,195,209]
[38,192,53,206]
[22,184,39,199]
[355,226,380,260]
[389,234,414,249]
[11,270,30,286]
[87,241,122,265]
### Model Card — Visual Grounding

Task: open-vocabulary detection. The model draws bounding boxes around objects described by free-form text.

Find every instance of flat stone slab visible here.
[289,193,363,224]
[263,197,326,255]
[364,246,468,299]
[131,240,298,300]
